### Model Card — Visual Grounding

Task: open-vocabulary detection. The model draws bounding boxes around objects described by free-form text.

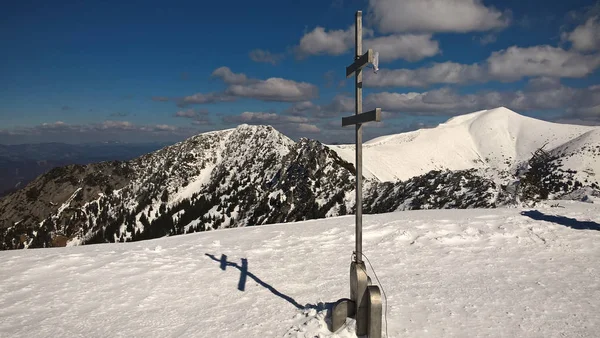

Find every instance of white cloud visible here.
[211,67,251,85]
[286,116,310,123]
[323,70,336,87]
[282,95,355,120]
[183,68,319,103]
[366,89,468,113]
[294,26,363,58]
[366,46,600,88]
[286,101,318,115]
[365,62,485,87]
[296,123,321,133]
[363,82,600,116]
[223,112,310,124]
[321,94,355,116]
[368,0,510,33]
[487,45,600,80]
[238,112,279,122]
[174,109,199,118]
[568,105,600,118]
[562,16,600,51]
[101,121,135,130]
[562,84,600,120]
[249,49,284,65]
[1,121,191,144]
[525,77,563,91]
[364,34,440,62]
[154,124,177,131]
[179,92,236,106]
[174,109,212,125]
[226,77,318,102]
[41,121,67,128]
[477,34,497,45]
[294,25,439,62]
[191,119,211,126]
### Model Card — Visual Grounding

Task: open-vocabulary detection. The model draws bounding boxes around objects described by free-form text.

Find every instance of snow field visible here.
[1,201,599,337]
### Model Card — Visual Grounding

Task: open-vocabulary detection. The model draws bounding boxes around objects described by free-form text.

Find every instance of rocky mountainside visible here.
[2,107,599,250]
[0,125,351,249]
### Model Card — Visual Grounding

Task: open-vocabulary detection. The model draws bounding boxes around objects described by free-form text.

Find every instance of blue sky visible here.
[1,0,600,144]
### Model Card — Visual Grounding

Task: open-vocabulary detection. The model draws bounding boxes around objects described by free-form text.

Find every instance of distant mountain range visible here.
[1,107,598,250]
[0,142,171,197]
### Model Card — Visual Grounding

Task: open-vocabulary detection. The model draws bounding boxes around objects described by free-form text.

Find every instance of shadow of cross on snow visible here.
[206,253,304,309]
[521,210,600,231]
[205,253,335,312]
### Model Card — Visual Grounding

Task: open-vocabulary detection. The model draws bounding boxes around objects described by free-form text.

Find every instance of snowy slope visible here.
[549,129,600,185]
[1,202,599,337]
[328,107,597,182]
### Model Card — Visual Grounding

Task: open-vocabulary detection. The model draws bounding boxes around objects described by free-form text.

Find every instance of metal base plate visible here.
[331,262,382,337]
[350,261,369,335]
[331,298,355,332]
[367,285,382,338]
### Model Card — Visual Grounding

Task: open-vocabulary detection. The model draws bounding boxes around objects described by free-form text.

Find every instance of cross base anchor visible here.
[331,262,382,337]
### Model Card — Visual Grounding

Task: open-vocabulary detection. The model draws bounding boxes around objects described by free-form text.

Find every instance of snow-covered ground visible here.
[1,201,599,337]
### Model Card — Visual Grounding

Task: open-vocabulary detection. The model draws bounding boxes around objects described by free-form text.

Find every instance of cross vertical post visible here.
[354,10,363,265]
[331,10,382,338]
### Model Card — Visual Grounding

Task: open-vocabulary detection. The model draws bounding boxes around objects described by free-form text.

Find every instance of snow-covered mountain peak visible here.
[223,124,296,162]
[162,124,286,153]
[232,123,276,135]
[329,107,599,182]
[441,106,517,126]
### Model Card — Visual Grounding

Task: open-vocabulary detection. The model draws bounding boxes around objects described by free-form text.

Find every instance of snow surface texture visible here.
[328,107,597,182]
[1,201,599,337]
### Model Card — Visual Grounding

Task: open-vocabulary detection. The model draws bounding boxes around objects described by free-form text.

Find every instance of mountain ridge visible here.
[1,107,598,250]
[328,107,598,182]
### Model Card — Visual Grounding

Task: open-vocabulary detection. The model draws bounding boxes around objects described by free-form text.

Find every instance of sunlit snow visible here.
[1,201,599,337]
[328,107,597,182]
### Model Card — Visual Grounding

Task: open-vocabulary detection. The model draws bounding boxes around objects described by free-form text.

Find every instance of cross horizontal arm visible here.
[342,108,381,127]
[346,49,373,78]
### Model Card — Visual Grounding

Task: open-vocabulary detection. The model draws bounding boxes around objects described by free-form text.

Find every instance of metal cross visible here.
[342,11,382,265]
[333,10,382,338]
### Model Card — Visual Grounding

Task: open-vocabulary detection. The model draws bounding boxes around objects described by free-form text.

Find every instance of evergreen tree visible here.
[161,190,169,203]
[140,213,150,228]
[520,145,559,201]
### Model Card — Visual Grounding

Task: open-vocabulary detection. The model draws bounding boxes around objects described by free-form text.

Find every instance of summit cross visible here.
[331,10,383,338]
